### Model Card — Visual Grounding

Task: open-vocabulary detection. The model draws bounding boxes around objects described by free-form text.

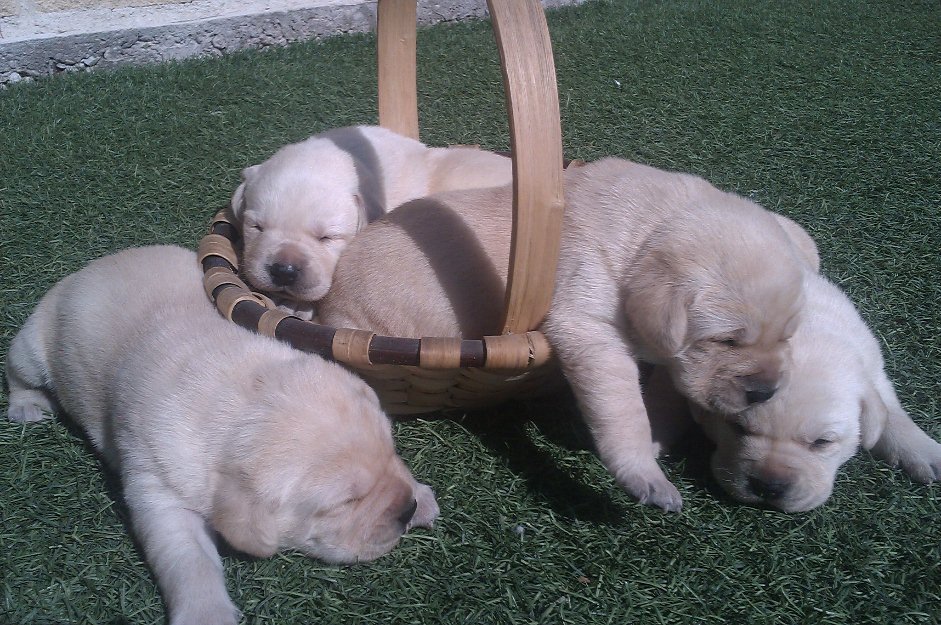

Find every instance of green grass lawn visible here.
[2,0,940,623]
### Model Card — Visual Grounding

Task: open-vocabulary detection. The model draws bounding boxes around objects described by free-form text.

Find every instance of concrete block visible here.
[34,0,190,12]
[0,0,18,19]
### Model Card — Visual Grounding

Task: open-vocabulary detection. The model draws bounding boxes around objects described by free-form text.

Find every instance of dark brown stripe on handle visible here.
[277,316,338,359]
[370,335,420,365]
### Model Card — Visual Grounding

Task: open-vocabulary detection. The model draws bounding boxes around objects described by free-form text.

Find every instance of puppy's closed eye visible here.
[707,329,745,348]
[316,233,347,244]
[809,438,834,451]
[244,216,265,232]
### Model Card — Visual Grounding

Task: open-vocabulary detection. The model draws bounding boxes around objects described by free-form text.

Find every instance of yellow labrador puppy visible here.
[690,272,941,511]
[230,125,513,318]
[320,157,816,511]
[6,245,439,625]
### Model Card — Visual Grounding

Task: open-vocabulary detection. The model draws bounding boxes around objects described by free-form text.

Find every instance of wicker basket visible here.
[197,0,565,415]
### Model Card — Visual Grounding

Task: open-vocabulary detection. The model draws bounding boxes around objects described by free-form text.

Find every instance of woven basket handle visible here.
[376,0,565,335]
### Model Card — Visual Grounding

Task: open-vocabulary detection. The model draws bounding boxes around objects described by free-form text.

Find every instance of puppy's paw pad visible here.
[901,458,941,484]
[616,468,683,512]
[171,602,240,625]
[408,482,440,530]
[7,403,51,423]
[898,441,941,484]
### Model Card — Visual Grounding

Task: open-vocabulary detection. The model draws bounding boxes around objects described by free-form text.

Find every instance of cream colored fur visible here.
[689,272,941,511]
[6,245,438,625]
[320,157,815,512]
[229,125,512,318]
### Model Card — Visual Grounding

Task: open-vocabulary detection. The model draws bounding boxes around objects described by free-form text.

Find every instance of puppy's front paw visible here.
[169,601,240,625]
[408,482,440,530]
[7,391,54,423]
[614,462,683,512]
[272,297,317,322]
[897,438,941,483]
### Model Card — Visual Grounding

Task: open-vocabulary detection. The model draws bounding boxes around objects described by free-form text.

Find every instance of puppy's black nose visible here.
[745,387,776,405]
[397,498,418,527]
[269,262,300,286]
[748,476,790,501]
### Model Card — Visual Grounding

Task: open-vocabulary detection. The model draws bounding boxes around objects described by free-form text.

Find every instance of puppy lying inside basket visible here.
[228,124,512,320]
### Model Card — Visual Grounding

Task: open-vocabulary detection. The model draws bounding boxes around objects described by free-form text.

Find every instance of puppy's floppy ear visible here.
[859,383,889,450]
[859,369,911,451]
[229,164,261,221]
[211,469,279,558]
[622,248,689,360]
[772,213,820,272]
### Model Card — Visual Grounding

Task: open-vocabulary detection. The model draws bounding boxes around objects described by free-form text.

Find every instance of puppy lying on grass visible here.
[6,245,438,625]
[320,157,818,512]
[230,125,513,318]
[686,271,941,511]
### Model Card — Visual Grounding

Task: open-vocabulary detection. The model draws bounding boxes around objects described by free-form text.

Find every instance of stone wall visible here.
[1,0,583,86]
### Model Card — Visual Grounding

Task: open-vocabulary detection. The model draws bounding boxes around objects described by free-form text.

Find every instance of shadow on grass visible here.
[459,394,634,526]
[55,410,271,568]
[414,375,737,524]
[55,412,131,520]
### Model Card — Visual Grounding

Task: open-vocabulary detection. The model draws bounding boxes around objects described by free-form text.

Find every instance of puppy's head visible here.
[230,141,368,303]
[692,333,896,511]
[212,358,436,563]
[691,275,899,512]
[623,192,808,415]
[691,357,862,512]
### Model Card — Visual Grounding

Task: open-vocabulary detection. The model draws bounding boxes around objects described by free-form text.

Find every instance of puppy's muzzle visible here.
[747,475,791,501]
[269,262,301,287]
[740,375,778,405]
[745,386,776,405]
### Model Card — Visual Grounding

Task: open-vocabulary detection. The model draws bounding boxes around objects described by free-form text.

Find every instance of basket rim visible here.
[197,210,553,372]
